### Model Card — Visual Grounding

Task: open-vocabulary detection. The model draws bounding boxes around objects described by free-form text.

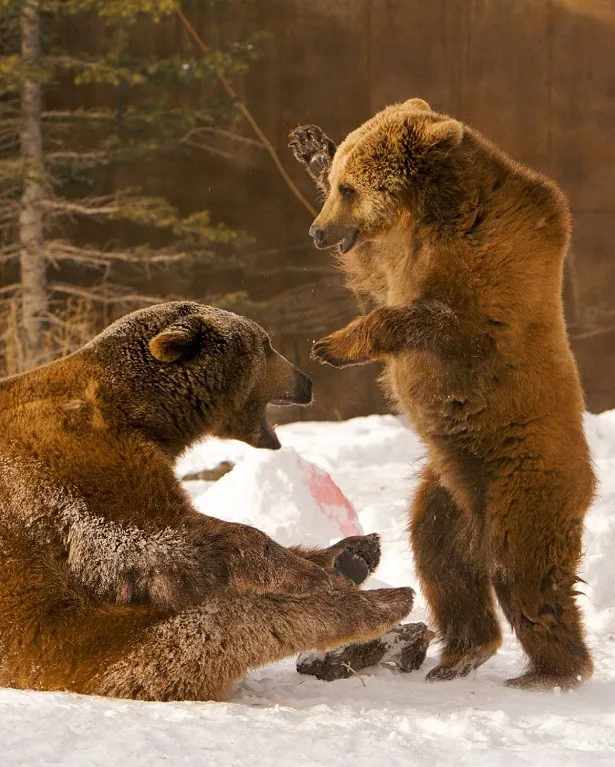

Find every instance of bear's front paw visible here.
[288,125,335,166]
[330,533,381,585]
[311,338,346,367]
[311,337,370,368]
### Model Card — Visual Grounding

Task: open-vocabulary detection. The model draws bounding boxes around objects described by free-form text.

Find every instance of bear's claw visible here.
[311,340,370,369]
[288,124,336,167]
[311,339,343,367]
[426,647,496,682]
[504,670,590,691]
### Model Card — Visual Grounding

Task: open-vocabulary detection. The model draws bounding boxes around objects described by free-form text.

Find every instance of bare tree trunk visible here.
[19,0,48,370]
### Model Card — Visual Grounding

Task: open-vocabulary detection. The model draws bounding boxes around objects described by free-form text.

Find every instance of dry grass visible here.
[0,296,109,376]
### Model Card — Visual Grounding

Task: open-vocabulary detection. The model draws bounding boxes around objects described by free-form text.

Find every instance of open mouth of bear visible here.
[339,228,359,255]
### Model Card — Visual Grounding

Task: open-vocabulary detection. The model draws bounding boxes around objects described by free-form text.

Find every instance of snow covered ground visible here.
[2,411,615,766]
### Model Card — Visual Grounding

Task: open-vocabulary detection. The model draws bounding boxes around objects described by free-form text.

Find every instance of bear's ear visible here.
[149,318,203,363]
[403,98,432,113]
[424,119,463,150]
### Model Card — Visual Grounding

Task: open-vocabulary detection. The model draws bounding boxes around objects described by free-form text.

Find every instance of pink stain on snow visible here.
[301,461,362,537]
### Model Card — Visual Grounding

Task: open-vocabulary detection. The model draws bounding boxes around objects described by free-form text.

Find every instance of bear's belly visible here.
[383,354,485,436]
[383,351,592,504]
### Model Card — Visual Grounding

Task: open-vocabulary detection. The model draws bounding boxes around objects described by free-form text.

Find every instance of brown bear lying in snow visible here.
[0,302,413,701]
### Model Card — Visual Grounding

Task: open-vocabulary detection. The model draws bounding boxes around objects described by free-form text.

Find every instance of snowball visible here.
[193,446,362,547]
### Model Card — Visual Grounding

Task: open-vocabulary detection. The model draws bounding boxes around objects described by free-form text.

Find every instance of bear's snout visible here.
[309,219,359,253]
[291,369,312,405]
[271,369,312,406]
[309,224,325,248]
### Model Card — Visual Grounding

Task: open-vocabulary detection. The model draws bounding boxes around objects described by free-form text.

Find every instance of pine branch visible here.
[47,51,253,87]
[0,122,20,141]
[0,243,19,264]
[0,283,21,297]
[0,202,19,228]
[41,197,124,218]
[43,1,253,24]
[42,109,116,122]
[0,157,24,181]
[180,126,266,160]
[182,126,264,150]
[46,150,110,165]
[46,240,195,267]
[41,193,177,228]
[0,53,53,90]
[42,0,183,21]
[50,281,169,305]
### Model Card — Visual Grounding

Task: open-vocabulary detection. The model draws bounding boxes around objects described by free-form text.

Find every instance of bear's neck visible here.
[339,218,437,307]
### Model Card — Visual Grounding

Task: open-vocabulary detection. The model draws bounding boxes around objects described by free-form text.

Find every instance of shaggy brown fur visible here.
[290,99,596,690]
[0,302,414,701]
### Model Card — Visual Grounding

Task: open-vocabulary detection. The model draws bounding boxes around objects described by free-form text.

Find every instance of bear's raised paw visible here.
[288,124,336,167]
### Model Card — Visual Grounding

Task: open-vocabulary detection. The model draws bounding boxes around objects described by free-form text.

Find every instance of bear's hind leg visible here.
[410,467,501,682]
[492,488,593,690]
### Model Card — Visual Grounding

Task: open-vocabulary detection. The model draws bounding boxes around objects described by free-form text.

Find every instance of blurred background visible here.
[1,0,614,422]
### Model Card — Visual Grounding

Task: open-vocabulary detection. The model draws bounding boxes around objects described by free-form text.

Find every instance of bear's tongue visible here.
[258,417,281,450]
[339,228,358,255]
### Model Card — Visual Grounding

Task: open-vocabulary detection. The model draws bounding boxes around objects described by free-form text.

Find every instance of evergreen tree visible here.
[0,0,257,372]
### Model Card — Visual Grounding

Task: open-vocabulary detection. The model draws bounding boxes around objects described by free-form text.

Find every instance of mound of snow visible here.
[6,412,615,765]
[194,446,362,547]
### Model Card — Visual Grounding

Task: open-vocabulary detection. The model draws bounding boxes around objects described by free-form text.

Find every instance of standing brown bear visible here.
[0,301,413,702]
[290,98,596,690]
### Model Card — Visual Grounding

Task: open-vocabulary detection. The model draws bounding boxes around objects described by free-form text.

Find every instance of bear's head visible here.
[82,302,311,456]
[309,98,465,254]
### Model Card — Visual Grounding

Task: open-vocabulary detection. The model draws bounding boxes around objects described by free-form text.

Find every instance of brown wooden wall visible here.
[121,1,615,418]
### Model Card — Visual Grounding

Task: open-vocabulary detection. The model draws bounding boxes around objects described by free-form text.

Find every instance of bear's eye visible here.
[338,184,356,197]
